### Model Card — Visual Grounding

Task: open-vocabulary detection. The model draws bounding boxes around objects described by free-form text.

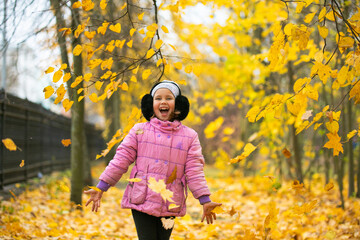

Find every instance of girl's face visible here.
[153,88,175,121]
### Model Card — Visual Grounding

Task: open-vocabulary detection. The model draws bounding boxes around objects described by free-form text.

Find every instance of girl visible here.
[85,80,221,240]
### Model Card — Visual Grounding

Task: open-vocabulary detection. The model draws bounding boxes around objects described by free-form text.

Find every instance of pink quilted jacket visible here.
[98,118,211,217]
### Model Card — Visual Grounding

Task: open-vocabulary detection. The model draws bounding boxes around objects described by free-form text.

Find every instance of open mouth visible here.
[159,107,169,115]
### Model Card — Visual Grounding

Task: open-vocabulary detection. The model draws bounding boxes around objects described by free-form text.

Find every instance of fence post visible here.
[24,107,29,183]
[0,90,6,190]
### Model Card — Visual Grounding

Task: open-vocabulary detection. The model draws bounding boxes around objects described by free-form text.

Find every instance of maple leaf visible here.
[324,132,343,156]
[148,177,173,202]
[166,166,177,184]
[161,217,175,230]
[324,182,334,191]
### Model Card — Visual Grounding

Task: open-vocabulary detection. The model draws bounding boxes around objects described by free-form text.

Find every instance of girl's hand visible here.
[201,202,222,224]
[84,189,104,212]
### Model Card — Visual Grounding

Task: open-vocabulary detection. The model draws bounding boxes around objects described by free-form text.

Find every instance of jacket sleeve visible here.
[99,125,138,187]
[185,132,211,199]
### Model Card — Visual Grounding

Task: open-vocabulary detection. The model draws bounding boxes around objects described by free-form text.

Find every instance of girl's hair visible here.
[141,81,190,121]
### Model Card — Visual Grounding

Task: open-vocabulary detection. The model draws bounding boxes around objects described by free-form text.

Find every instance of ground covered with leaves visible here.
[1,163,360,239]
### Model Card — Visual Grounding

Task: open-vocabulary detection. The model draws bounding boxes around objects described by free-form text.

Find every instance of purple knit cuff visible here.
[198,195,211,205]
[96,180,111,192]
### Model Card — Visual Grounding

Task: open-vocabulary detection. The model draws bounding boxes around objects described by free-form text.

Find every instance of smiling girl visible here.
[85,80,221,240]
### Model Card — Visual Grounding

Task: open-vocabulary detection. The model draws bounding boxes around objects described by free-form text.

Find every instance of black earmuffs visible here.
[141,81,190,121]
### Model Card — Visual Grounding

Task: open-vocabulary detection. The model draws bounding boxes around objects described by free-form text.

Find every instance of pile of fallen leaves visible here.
[1,163,359,239]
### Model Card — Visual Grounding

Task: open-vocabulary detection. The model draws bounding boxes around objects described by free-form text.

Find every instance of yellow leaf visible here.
[62,98,74,112]
[54,84,66,104]
[293,77,311,92]
[89,93,98,103]
[223,127,234,135]
[168,44,176,51]
[347,130,358,140]
[246,106,261,122]
[161,25,169,33]
[127,40,133,48]
[83,73,92,82]
[318,7,327,22]
[314,123,322,130]
[304,12,316,23]
[173,62,182,70]
[95,81,103,90]
[100,0,107,9]
[156,58,164,67]
[45,67,54,74]
[97,22,109,35]
[155,39,163,49]
[148,177,173,202]
[166,166,177,184]
[109,23,121,33]
[77,88,84,94]
[130,76,137,82]
[127,178,142,182]
[338,36,354,48]
[314,50,324,63]
[230,143,257,163]
[184,65,192,74]
[73,44,83,56]
[74,24,85,38]
[326,11,335,21]
[324,132,343,156]
[211,206,225,214]
[19,160,25,167]
[130,28,136,36]
[204,117,224,139]
[168,204,179,210]
[43,86,54,99]
[2,138,17,151]
[132,65,139,74]
[78,96,84,102]
[61,139,71,147]
[72,1,81,8]
[324,182,334,191]
[146,48,155,59]
[325,121,339,133]
[121,82,128,91]
[82,0,94,11]
[88,186,102,192]
[142,69,152,80]
[60,63,67,70]
[71,76,83,88]
[138,28,145,34]
[138,12,145,20]
[52,70,63,83]
[120,2,127,10]
[318,25,328,39]
[63,73,71,83]
[84,31,96,40]
[96,154,103,160]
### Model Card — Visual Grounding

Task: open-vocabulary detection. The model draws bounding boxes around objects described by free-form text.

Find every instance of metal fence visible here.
[0,90,104,189]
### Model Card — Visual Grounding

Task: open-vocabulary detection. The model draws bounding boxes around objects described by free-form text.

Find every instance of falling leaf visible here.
[282,148,292,158]
[61,139,71,147]
[324,182,334,191]
[166,166,177,184]
[127,178,142,182]
[19,160,25,167]
[228,206,237,216]
[148,177,173,202]
[2,138,17,151]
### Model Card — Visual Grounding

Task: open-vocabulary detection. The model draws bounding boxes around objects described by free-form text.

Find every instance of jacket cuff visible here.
[198,195,211,205]
[97,180,111,192]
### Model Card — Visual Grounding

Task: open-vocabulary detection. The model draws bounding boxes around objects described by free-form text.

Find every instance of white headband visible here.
[151,80,180,98]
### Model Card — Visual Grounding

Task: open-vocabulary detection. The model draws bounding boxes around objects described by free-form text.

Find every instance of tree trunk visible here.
[70,0,85,206]
[287,61,303,183]
[347,99,354,197]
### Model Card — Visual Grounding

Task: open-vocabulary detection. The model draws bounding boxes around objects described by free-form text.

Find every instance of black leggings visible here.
[131,209,174,240]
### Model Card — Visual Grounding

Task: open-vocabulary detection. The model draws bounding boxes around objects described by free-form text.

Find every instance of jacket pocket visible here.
[129,171,147,205]
[167,176,186,213]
